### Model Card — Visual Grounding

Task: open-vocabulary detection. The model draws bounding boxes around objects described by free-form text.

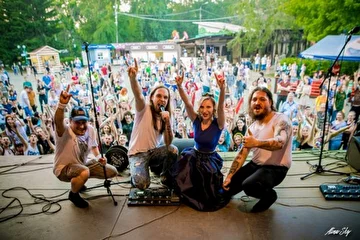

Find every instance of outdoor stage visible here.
[0,151,359,240]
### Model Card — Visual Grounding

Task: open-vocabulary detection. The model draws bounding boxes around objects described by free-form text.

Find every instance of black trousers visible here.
[227,161,288,199]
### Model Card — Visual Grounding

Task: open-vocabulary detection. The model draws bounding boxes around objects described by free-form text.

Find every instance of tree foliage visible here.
[0,0,60,64]
[227,0,297,55]
[281,0,360,42]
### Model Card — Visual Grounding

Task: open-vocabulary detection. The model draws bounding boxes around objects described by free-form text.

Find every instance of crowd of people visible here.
[1,55,360,156]
[1,54,360,212]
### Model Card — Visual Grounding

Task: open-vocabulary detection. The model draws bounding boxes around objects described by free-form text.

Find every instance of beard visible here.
[249,106,270,121]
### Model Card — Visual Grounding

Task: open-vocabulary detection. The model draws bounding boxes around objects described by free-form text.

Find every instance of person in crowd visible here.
[121,111,134,145]
[216,130,231,152]
[297,76,312,109]
[223,87,292,213]
[315,89,327,112]
[126,59,178,190]
[329,111,347,150]
[276,74,291,110]
[19,83,33,117]
[5,113,28,146]
[53,85,118,208]
[0,135,15,155]
[172,71,229,211]
[232,117,247,137]
[349,72,360,122]
[342,111,357,150]
[332,85,347,121]
[37,79,48,113]
[279,92,298,120]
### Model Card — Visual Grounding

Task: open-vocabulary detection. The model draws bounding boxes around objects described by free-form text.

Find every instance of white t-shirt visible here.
[53,125,97,177]
[249,113,292,168]
[19,90,30,108]
[128,104,164,156]
[25,144,40,156]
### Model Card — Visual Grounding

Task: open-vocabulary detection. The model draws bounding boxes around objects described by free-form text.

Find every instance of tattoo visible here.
[275,120,291,138]
[229,161,240,174]
[258,120,291,150]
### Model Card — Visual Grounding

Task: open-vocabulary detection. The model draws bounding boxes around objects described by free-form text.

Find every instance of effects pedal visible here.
[128,188,180,206]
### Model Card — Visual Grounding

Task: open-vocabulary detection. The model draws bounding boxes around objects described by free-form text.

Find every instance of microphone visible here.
[160,105,165,112]
[348,26,360,35]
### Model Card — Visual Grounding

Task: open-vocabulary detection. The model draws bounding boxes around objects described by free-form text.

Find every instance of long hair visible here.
[247,87,276,118]
[149,85,172,134]
[5,115,15,132]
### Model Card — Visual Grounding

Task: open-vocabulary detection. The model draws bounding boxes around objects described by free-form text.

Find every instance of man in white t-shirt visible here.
[127,59,178,190]
[53,86,117,208]
[223,87,292,212]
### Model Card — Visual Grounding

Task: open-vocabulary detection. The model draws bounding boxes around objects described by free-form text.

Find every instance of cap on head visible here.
[70,106,89,121]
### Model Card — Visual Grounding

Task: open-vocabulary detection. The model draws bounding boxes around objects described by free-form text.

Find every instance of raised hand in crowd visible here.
[126,58,138,80]
[214,72,226,90]
[59,85,72,105]
[175,70,185,86]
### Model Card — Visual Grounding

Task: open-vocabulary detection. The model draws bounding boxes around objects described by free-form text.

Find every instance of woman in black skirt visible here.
[172,72,229,211]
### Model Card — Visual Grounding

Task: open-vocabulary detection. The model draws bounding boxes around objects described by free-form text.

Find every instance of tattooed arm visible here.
[162,112,174,146]
[223,147,250,190]
[244,119,292,151]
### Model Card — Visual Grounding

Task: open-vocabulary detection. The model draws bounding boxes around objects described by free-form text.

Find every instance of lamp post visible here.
[114,1,119,43]
[17,45,28,65]
[199,1,208,22]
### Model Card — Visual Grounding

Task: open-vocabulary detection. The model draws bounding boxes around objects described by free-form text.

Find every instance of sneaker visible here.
[69,191,89,208]
[160,173,173,189]
[251,189,277,213]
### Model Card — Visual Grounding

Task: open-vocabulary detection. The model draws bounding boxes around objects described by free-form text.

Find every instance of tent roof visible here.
[299,35,360,62]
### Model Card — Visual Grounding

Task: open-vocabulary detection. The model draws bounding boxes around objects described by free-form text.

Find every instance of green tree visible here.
[282,0,360,42]
[0,0,60,65]
[227,0,296,56]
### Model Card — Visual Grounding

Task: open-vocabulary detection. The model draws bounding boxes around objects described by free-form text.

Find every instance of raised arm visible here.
[243,119,292,151]
[175,72,197,122]
[126,59,145,112]
[55,85,72,137]
[214,73,226,130]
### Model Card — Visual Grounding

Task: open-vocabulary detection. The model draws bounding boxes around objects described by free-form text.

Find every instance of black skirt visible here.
[171,147,230,211]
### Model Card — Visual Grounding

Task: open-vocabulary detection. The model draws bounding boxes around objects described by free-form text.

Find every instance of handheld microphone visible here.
[348,26,360,35]
[160,105,165,112]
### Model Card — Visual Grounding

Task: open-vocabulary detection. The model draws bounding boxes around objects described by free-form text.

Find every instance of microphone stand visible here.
[300,34,355,180]
[84,42,117,205]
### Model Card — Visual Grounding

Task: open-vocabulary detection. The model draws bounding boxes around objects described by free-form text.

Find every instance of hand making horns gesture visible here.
[59,84,72,104]
[175,71,185,86]
[214,72,226,90]
[126,58,138,80]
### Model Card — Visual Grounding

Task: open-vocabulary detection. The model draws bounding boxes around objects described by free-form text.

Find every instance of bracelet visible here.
[57,102,67,109]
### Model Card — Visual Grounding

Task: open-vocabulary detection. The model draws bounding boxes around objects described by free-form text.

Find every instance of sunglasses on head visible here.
[202,92,214,97]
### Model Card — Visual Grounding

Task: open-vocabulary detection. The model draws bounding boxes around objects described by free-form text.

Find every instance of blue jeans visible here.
[129,145,178,189]
[23,106,33,117]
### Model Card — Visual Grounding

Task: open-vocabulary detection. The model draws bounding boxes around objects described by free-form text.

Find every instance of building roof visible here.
[28,45,59,54]
[193,22,247,33]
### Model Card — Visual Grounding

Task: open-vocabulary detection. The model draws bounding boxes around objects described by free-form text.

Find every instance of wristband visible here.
[57,102,67,109]
[95,154,102,160]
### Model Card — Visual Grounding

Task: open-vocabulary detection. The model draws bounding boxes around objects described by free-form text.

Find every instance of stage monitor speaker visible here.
[172,138,195,153]
[346,136,360,171]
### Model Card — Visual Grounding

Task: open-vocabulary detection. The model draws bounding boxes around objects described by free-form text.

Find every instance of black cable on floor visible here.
[0,187,68,223]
